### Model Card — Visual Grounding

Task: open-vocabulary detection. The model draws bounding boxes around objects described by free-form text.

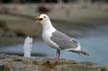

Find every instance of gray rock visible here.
[0,54,107,71]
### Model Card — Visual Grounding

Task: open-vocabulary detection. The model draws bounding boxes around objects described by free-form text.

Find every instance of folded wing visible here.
[51,31,79,50]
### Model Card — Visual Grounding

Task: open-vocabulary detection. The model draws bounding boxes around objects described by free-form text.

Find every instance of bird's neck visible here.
[42,21,56,33]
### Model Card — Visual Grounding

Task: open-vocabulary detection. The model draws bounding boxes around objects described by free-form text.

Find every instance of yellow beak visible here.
[35,16,43,23]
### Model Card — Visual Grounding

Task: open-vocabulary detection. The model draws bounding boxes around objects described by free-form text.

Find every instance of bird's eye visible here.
[43,16,46,18]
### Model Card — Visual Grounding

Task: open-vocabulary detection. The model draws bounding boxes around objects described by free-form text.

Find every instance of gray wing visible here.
[51,31,78,50]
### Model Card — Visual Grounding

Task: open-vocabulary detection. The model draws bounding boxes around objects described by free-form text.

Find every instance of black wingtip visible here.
[80,50,90,56]
[69,50,90,56]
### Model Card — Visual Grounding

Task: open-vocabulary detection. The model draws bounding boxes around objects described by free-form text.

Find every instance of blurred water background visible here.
[0,0,108,66]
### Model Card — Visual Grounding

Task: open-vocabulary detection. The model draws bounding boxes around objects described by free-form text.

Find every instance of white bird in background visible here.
[23,36,33,58]
[35,14,89,60]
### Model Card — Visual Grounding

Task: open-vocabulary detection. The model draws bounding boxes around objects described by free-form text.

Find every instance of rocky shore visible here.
[0,54,108,71]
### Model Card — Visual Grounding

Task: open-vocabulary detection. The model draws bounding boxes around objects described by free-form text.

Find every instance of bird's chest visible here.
[42,32,59,49]
[42,32,52,44]
[42,31,51,39]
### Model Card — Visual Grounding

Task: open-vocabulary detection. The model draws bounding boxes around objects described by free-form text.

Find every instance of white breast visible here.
[42,31,60,49]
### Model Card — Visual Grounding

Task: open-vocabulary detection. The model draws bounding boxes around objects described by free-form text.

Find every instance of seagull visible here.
[35,14,89,60]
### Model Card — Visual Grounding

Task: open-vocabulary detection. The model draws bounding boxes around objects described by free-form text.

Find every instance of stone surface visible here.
[0,54,108,71]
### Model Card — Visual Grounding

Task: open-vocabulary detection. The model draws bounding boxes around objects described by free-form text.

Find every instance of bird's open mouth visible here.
[35,16,43,23]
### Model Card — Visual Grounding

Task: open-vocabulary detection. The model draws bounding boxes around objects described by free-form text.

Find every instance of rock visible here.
[0,54,107,71]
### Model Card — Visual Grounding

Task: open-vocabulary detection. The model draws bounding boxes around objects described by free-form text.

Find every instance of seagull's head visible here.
[35,14,50,24]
